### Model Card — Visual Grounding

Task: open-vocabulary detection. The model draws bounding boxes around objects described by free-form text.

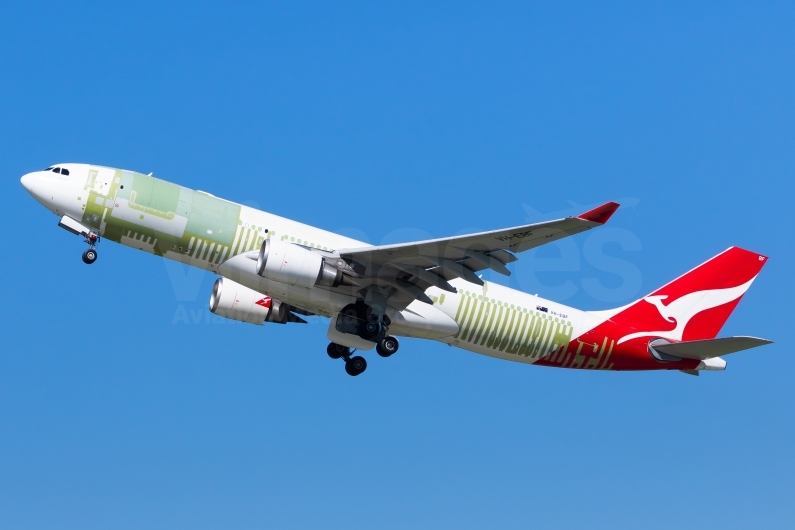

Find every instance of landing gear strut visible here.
[82,231,100,264]
[327,342,367,376]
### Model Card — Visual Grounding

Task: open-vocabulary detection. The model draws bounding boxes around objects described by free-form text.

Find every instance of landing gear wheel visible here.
[376,336,399,357]
[345,356,367,376]
[362,320,383,341]
[327,342,350,360]
[82,249,98,264]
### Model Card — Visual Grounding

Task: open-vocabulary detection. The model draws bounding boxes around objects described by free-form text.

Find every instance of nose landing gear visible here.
[81,231,100,264]
[326,342,367,376]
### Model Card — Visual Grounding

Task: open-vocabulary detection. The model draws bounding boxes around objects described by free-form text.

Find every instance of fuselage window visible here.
[61,168,70,176]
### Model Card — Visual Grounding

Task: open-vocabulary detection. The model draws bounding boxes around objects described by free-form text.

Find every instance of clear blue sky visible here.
[1,1,793,528]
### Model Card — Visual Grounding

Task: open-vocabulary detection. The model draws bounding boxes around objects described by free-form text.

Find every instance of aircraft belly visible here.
[388,300,459,339]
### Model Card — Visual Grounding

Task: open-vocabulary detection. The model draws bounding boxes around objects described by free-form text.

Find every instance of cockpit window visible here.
[61,168,70,176]
[44,167,53,171]
[53,168,61,174]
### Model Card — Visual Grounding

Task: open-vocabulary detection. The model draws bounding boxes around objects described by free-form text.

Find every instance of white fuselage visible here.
[21,163,589,364]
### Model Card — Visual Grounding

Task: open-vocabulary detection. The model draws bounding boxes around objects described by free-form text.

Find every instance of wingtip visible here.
[577,201,620,224]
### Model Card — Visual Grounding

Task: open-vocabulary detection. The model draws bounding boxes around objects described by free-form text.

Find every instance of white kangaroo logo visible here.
[644,295,678,322]
[617,277,756,344]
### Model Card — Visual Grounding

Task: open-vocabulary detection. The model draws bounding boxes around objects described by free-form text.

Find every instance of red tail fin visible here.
[608,247,768,344]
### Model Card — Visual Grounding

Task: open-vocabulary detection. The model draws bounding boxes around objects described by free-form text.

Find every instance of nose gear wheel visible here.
[81,231,100,265]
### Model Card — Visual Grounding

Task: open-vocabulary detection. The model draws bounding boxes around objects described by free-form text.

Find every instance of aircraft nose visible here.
[20,171,50,206]
[20,172,38,193]
[20,168,80,216]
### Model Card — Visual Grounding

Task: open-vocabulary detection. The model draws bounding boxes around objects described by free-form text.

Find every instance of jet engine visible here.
[256,239,347,288]
[209,277,289,324]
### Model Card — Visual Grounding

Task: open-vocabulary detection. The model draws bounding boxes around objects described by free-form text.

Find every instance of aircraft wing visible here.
[335,202,619,308]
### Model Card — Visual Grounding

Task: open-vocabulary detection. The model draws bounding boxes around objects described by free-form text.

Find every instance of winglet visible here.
[576,201,620,224]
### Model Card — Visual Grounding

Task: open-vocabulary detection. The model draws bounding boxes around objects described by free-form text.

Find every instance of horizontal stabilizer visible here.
[654,336,772,360]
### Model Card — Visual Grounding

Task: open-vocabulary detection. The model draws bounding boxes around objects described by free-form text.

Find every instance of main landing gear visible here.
[376,336,399,358]
[327,342,367,376]
[326,336,400,377]
[81,231,100,265]
[330,299,401,376]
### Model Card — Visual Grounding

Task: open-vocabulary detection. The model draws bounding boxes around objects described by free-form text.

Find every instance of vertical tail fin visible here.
[605,247,768,344]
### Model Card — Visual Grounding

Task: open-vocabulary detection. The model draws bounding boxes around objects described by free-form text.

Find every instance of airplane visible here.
[20,163,772,377]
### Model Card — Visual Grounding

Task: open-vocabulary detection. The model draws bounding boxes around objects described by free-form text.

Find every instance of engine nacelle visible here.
[209,277,287,325]
[256,239,343,288]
